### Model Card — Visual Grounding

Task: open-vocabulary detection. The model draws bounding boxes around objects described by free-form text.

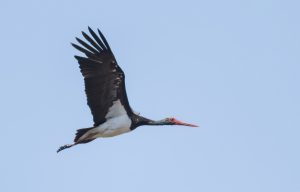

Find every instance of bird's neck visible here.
[147,119,167,126]
[130,115,167,130]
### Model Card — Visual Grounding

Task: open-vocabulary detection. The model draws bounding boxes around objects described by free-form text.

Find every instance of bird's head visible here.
[134,115,198,128]
[163,117,198,127]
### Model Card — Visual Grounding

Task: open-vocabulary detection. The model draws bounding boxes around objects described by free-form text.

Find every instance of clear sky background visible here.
[0,0,299,191]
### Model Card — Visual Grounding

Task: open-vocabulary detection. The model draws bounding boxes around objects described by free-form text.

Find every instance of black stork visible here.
[57,27,198,153]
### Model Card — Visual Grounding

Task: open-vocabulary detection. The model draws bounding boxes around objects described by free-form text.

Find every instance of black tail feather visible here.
[57,127,96,153]
[74,127,94,142]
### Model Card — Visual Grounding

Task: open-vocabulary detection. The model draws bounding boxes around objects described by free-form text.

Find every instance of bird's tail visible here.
[57,127,96,153]
[74,127,94,142]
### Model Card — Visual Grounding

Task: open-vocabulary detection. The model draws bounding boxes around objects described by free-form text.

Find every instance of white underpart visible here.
[105,99,128,118]
[84,99,132,139]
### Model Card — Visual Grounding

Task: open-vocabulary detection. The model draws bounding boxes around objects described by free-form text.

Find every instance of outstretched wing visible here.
[72,27,133,126]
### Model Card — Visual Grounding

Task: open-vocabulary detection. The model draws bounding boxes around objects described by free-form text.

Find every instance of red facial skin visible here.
[169,118,198,127]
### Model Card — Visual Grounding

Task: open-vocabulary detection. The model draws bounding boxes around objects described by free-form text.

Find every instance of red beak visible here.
[173,119,198,127]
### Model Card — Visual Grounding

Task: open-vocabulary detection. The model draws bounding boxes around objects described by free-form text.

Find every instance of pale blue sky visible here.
[0,0,299,191]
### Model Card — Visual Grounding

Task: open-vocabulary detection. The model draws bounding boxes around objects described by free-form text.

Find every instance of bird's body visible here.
[81,100,132,140]
[57,27,197,153]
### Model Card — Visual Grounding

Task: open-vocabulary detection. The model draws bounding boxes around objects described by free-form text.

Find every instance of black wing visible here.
[72,27,133,126]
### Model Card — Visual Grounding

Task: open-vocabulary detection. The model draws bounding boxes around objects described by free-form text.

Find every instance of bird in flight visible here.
[57,27,197,153]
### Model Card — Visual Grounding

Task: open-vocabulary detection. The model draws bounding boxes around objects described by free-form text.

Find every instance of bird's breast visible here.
[93,115,132,138]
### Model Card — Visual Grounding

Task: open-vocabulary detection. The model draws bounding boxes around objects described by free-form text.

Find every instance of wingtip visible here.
[97,29,111,50]
[75,37,81,43]
[82,31,87,36]
[97,28,103,36]
[71,42,79,49]
[88,26,94,34]
[74,55,81,60]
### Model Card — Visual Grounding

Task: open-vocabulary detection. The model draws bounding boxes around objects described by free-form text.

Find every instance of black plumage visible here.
[72,27,133,127]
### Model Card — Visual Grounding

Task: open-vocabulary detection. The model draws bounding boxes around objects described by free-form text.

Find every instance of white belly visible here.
[90,114,132,138]
[81,99,132,140]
